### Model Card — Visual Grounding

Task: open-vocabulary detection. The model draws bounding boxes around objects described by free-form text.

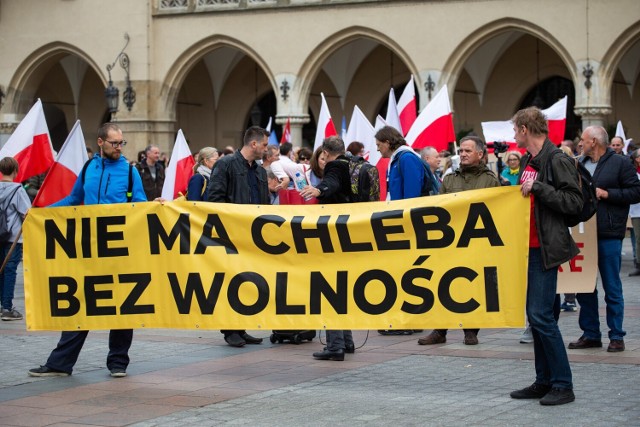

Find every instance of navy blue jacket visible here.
[580,148,640,239]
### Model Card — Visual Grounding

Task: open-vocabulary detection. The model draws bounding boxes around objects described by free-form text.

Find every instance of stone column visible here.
[276,114,309,148]
[573,106,612,129]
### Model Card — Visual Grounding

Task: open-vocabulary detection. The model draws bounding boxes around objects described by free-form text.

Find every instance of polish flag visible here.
[280,117,291,144]
[397,75,417,136]
[385,88,402,134]
[0,99,55,182]
[313,93,337,151]
[162,129,195,200]
[481,120,524,153]
[405,85,455,151]
[345,105,378,165]
[541,96,567,144]
[32,120,88,207]
[374,115,391,201]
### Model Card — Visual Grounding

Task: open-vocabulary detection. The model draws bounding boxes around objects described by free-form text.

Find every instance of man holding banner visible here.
[207,125,270,347]
[417,136,500,346]
[28,123,147,378]
[301,136,356,361]
[510,107,582,406]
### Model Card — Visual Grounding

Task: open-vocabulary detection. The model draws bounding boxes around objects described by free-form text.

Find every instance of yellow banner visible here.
[23,186,529,331]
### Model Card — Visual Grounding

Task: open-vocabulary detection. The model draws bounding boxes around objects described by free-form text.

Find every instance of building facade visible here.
[0,0,638,157]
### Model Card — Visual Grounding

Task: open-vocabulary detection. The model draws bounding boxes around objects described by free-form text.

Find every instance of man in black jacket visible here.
[136,144,165,201]
[569,126,640,353]
[300,136,355,361]
[510,107,582,406]
[207,126,269,347]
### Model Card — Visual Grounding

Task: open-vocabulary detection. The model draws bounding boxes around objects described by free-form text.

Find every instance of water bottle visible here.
[294,171,308,190]
[294,171,311,200]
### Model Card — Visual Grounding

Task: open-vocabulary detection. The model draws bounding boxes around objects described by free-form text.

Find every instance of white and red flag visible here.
[313,93,337,151]
[0,98,55,182]
[385,88,402,134]
[373,115,391,201]
[615,120,632,154]
[345,105,378,165]
[405,85,456,151]
[280,117,291,144]
[541,96,567,144]
[481,120,525,153]
[162,129,195,200]
[32,120,88,207]
[397,75,417,136]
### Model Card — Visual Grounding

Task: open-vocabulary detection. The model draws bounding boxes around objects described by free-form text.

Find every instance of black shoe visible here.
[345,343,355,354]
[510,383,552,399]
[224,333,246,347]
[377,330,413,336]
[607,339,625,352]
[312,349,345,361]
[539,388,575,406]
[28,365,69,377]
[242,333,263,344]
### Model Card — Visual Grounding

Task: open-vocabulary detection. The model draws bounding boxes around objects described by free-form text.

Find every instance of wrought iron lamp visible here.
[105,33,136,115]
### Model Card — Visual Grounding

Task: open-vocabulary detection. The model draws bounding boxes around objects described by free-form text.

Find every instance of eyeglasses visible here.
[508,158,519,162]
[104,140,127,148]
[299,157,308,161]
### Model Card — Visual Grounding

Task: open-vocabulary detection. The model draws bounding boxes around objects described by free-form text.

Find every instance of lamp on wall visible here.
[105,33,136,115]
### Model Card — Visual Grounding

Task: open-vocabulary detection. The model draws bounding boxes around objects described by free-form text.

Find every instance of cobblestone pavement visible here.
[1,241,639,426]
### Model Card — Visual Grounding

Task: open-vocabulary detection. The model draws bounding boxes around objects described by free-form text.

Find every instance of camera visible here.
[487,141,510,154]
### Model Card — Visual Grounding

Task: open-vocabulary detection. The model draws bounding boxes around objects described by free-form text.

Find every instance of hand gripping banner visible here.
[23,186,530,331]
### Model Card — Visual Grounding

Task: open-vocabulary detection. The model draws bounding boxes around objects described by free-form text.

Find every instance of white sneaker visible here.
[520,326,533,344]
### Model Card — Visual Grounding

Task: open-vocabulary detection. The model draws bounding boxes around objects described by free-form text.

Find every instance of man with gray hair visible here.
[135,144,165,200]
[420,146,441,179]
[568,126,640,353]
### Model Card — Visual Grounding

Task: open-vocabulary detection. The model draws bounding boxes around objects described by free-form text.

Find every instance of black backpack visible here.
[547,151,597,227]
[397,151,440,197]
[340,156,380,202]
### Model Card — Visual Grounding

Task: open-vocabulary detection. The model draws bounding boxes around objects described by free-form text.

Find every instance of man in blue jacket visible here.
[569,126,640,353]
[28,122,147,378]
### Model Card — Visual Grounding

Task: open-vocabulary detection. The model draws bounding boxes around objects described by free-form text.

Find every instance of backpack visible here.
[80,158,134,202]
[547,151,597,227]
[397,151,440,197]
[341,156,380,202]
[0,186,21,242]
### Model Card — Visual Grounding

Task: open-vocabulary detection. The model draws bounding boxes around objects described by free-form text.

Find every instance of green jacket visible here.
[440,164,501,194]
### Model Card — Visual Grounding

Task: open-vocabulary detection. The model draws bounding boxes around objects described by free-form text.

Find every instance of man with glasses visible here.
[136,144,165,201]
[29,123,147,378]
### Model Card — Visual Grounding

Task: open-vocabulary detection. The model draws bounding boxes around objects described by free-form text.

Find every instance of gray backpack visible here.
[0,186,21,242]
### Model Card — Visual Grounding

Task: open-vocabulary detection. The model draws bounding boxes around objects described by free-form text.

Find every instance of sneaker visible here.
[109,368,127,378]
[1,307,23,321]
[560,301,578,312]
[510,382,551,399]
[520,326,533,344]
[28,365,69,377]
[539,388,575,406]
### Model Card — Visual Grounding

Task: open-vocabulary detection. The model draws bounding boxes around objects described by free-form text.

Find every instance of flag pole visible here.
[0,228,22,275]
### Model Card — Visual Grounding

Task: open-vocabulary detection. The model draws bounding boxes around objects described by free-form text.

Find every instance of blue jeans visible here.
[45,329,133,374]
[0,242,22,310]
[527,248,573,389]
[576,238,625,341]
